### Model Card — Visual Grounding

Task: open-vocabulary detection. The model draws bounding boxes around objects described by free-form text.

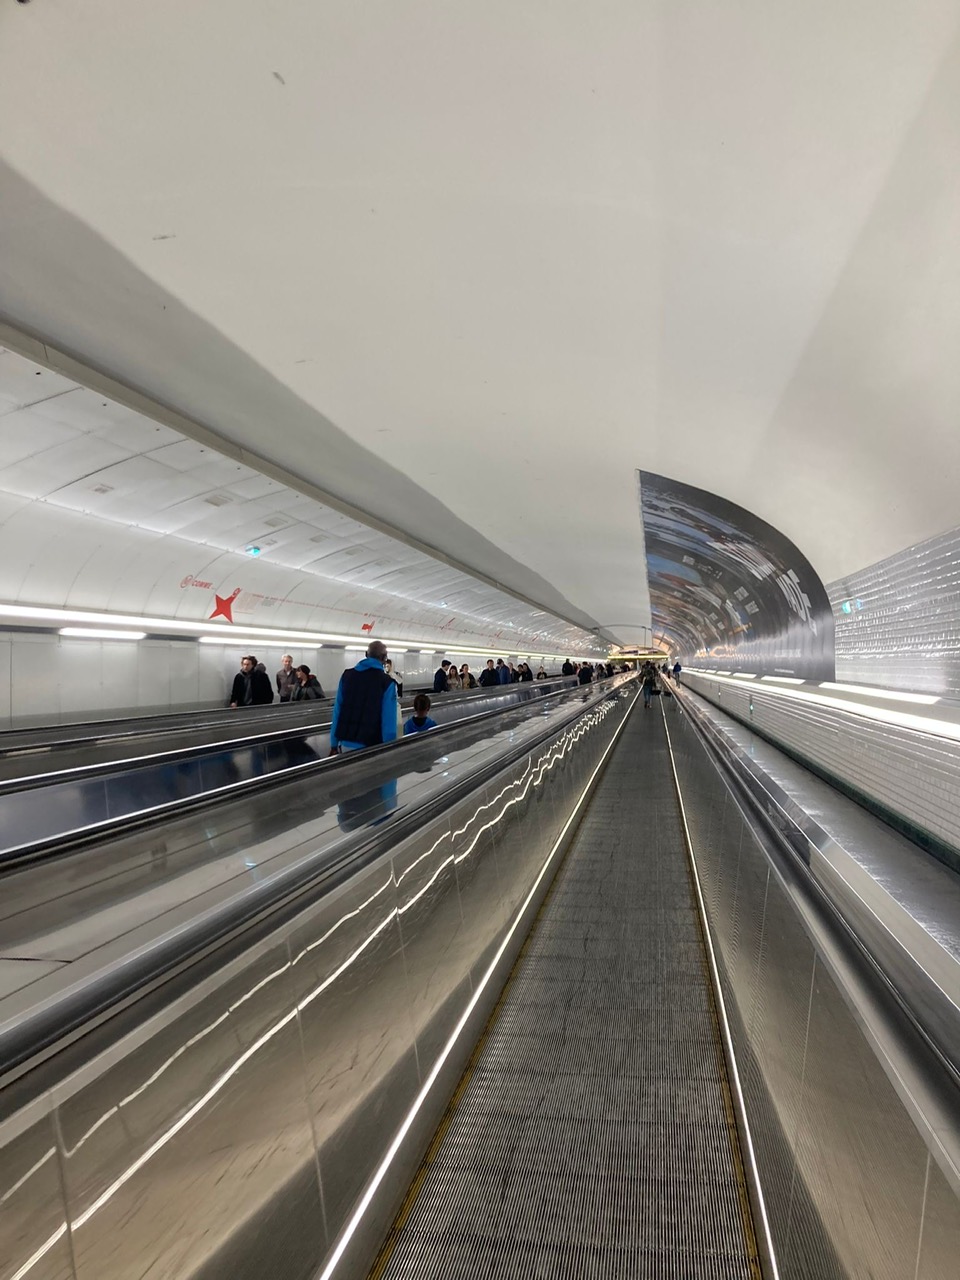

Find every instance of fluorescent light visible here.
[692,670,960,744]
[0,602,588,663]
[732,672,758,679]
[761,675,805,684]
[819,682,939,706]
[59,628,146,640]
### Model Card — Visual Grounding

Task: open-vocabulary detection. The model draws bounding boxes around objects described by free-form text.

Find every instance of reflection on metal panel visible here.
[663,698,960,1280]
[0,685,636,1280]
[829,523,960,698]
[639,471,835,680]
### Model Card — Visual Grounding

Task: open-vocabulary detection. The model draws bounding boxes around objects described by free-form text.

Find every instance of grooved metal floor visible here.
[377,702,758,1279]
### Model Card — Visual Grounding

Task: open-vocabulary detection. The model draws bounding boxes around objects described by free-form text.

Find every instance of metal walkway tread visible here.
[376,703,757,1279]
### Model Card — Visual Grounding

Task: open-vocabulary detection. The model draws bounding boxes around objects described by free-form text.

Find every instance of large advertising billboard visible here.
[639,471,835,680]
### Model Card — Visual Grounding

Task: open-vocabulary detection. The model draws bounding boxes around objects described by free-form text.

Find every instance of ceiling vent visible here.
[310,533,328,544]
[204,494,232,507]
[91,484,114,495]
[264,515,288,529]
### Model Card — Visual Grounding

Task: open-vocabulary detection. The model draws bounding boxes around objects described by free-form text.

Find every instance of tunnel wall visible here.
[0,634,548,728]
[639,472,835,680]
[829,522,960,699]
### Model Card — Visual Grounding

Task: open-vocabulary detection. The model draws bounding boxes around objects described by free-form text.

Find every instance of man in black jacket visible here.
[229,655,274,707]
[478,659,498,687]
[433,660,451,692]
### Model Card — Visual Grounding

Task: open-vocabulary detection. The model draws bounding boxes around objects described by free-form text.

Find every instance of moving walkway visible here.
[0,676,583,863]
[0,674,957,1280]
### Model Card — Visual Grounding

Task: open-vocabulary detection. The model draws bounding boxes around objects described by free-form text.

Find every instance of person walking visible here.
[329,640,398,754]
[672,661,682,684]
[433,660,451,693]
[276,654,299,702]
[496,659,511,685]
[290,664,324,701]
[229,655,274,708]
[642,663,658,709]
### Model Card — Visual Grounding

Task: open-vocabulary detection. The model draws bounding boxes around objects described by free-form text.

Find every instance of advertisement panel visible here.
[639,471,835,680]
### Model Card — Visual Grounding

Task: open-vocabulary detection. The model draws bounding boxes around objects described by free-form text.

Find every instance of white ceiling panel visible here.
[4,0,960,651]
[0,352,75,415]
[0,347,599,653]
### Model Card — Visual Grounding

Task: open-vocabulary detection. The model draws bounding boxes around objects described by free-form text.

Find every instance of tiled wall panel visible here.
[829,525,960,698]
[684,673,960,859]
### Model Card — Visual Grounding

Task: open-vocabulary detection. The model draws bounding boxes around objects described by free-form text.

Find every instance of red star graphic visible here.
[209,588,240,622]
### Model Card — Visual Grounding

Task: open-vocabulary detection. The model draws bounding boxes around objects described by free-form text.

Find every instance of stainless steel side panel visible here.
[0,686,635,1280]
[663,696,960,1280]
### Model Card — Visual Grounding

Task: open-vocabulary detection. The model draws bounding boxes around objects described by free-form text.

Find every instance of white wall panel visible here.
[9,634,59,723]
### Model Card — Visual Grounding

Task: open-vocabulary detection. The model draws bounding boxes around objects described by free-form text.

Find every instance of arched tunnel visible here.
[0,6,959,1280]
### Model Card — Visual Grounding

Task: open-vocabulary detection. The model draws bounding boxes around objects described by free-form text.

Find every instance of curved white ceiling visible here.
[0,346,600,655]
[2,2,960,646]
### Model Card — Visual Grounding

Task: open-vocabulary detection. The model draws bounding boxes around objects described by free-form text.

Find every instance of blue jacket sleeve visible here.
[330,677,344,749]
[382,679,399,743]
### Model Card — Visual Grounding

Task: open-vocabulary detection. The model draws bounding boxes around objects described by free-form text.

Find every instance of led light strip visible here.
[0,603,597,663]
[689,671,960,743]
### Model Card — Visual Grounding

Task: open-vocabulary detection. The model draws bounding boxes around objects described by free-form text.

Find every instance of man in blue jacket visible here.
[330,640,399,753]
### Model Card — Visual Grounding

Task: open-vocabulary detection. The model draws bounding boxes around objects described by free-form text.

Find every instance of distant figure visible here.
[508,662,519,683]
[519,663,534,682]
[478,659,498,688]
[330,640,398,753]
[433,659,451,693]
[229,655,274,708]
[605,662,615,678]
[459,663,477,689]
[673,661,682,684]
[536,665,547,680]
[404,693,438,735]
[384,658,403,699]
[497,659,511,685]
[642,663,658,709]
[290,664,324,701]
[276,654,298,702]
[578,662,593,686]
[562,658,575,677]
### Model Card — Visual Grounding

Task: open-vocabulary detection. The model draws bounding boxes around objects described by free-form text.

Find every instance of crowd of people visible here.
[431,658,554,691]
[228,653,326,707]
[228,645,668,759]
[229,648,647,713]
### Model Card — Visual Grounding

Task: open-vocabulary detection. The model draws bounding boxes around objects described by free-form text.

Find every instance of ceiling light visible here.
[1,604,588,663]
[60,628,146,640]
[819,682,939,706]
